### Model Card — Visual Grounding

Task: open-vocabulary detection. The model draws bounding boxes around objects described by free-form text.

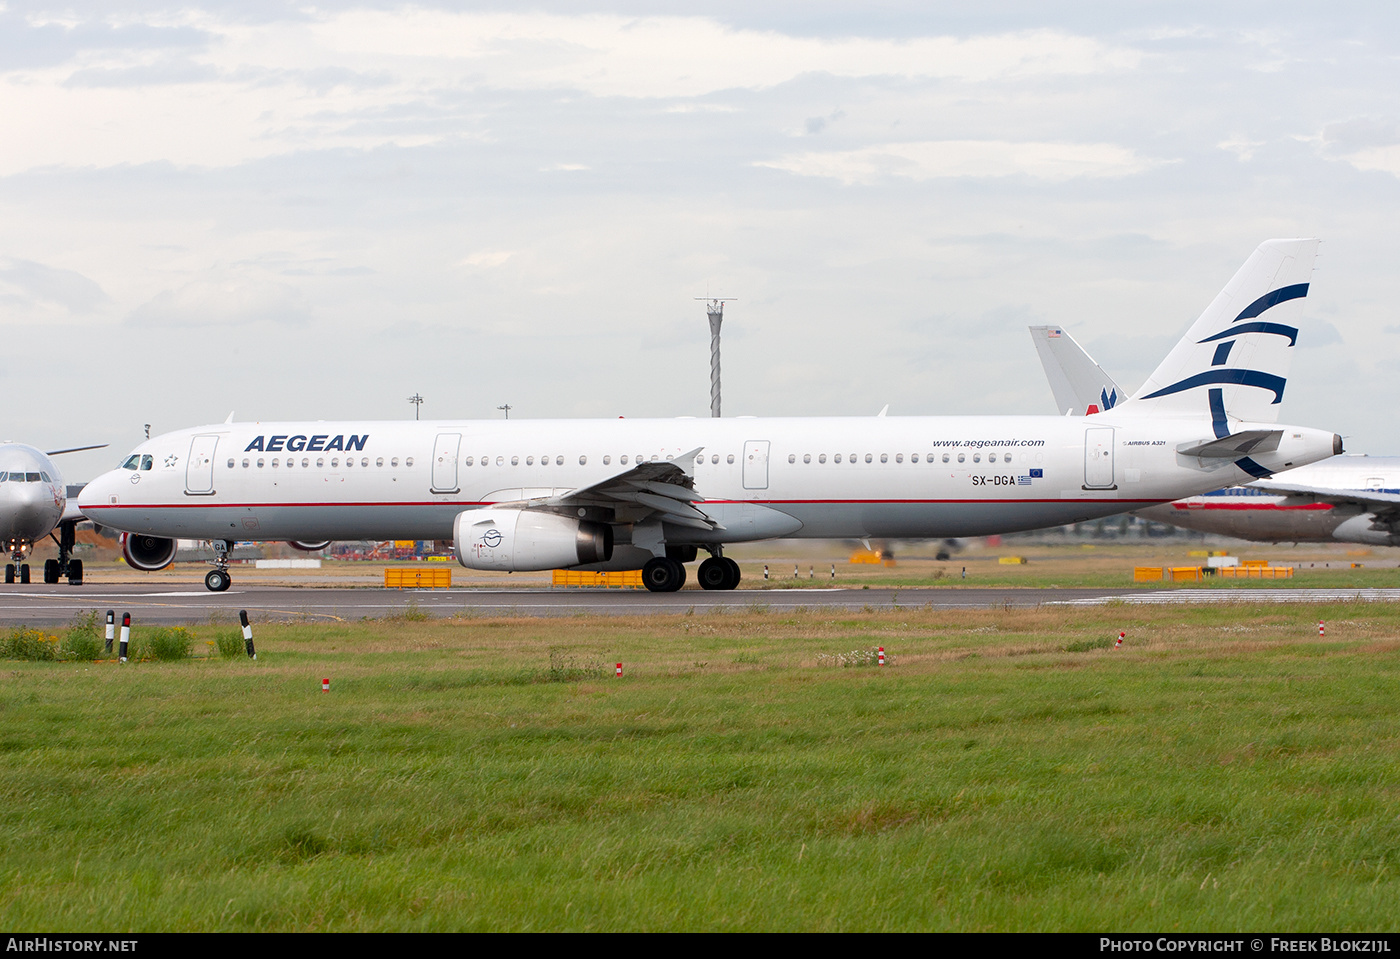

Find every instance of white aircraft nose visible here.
[77,470,123,514]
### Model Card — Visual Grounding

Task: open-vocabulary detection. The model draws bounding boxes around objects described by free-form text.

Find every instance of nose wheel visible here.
[204,539,234,592]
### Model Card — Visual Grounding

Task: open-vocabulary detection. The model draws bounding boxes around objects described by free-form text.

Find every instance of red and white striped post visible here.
[1115,631,1124,649]
[616,663,623,678]
[1319,620,1325,637]
[322,678,330,693]
[878,647,885,666]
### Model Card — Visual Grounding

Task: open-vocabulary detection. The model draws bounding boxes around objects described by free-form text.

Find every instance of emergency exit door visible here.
[432,433,462,493]
[1083,427,1115,489]
[743,440,770,490]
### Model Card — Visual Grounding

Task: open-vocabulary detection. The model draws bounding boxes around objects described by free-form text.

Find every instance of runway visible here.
[0,583,1397,625]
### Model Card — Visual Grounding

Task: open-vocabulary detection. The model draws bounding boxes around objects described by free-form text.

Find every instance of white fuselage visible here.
[1139,455,1400,545]
[77,413,1339,553]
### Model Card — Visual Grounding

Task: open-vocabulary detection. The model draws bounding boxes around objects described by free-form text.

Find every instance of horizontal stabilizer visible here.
[1177,430,1282,459]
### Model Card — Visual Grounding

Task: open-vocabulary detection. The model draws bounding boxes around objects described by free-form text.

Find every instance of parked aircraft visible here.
[0,442,105,584]
[1029,317,1400,545]
[80,239,1341,591]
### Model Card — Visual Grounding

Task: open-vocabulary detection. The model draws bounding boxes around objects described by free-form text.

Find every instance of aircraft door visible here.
[1083,427,1115,489]
[185,435,218,495]
[432,433,462,492]
[743,440,770,490]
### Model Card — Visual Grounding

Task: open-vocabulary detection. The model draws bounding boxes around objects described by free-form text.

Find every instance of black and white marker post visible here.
[104,610,114,654]
[118,612,131,663]
[239,610,256,660]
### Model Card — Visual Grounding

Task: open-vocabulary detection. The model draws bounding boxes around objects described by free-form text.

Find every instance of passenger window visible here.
[330,458,338,468]
[989,452,997,463]
[302,458,310,468]
[727,454,735,464]
[316,458,324,468]
[272,459,279,468]
[819,454,827,463]
[510,456,517,466]
[895,453,902,463]
[286,459,295,469]
[495,456,503,466]
[393,457,401,468]
[973,453,981,463]
[141,455,153,470]
[345,458,353,468]
[464,456,474,466]
[556,456,564,466]
[242,459,250,468]
[527,456,535,465]
[405,457,413,468]
[911,453,919,463]
[711,454,718,464]
[803,454,811,464]
[835,454,842,463]
[579,455,587,465]
[850,453,857,464]
[956,453,964,464]
[788,454,796,464]
[604,456,612,465]
[879,453,887,464]
[621,455,629,465]
[942,453,950,464]
[378,458,386,467]
[227,459,235,469]
[257,458,265,468]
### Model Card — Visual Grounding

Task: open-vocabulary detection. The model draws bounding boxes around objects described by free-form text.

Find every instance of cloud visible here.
[125,275,311,327]
[757,140,1165,183]
[0,258,110,313]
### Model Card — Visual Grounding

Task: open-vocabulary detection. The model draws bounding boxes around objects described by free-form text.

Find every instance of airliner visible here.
[0,442,105,585]
[1029,322,1400,545]
[79,240,1342,592]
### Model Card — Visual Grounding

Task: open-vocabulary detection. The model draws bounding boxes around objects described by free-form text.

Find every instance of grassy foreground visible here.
[1,604,1398,931]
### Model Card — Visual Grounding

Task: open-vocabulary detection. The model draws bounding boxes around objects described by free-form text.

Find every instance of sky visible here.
[2,1,1399,482]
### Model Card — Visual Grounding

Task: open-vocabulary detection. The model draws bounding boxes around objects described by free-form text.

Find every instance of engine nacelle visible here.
[122,532,178,571]
[453,508,612,571]
[288,541,331,552]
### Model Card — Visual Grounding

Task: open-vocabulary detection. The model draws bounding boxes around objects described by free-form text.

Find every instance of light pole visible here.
[497,404,512,419]
[407,393,423,420]
[694,296,735,417]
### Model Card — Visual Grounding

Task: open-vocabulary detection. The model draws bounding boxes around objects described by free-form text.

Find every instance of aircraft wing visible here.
[543,447,723,531]
[1029,325,1125,415]
[1246,481,1400,511]
[46,444,108,456]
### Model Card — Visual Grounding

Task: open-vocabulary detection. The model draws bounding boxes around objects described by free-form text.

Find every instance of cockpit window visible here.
[122,455,140,470]
[141,455,153,471]
[40,472,50,483]
[24,473,39,483]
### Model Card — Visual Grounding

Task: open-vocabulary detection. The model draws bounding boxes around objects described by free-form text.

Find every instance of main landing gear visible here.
[641,551,742,593]
[204,539,233,592]
[42,521,83,585]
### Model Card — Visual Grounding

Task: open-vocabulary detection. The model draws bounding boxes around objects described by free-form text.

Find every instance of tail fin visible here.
[1124,238,1319,424]
[1029,325,1124,415]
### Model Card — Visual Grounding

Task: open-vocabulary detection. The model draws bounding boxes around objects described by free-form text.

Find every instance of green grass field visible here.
[1,604,1397,931]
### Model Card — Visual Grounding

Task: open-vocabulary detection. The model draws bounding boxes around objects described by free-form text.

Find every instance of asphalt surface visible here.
[0,583,1397,626]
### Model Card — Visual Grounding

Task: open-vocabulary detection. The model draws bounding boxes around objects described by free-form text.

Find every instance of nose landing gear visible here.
[204,540,234,592]
[43,521,83,585]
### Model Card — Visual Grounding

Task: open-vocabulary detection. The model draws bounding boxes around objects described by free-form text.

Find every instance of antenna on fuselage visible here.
[694,295,736,417]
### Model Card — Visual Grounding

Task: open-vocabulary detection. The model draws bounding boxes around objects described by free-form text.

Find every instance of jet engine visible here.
[288,541,331,552]
[121,532,178,571]
[453,508,612,571]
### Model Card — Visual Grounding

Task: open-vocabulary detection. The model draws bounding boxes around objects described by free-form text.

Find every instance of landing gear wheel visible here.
[4,564,12,584]
[204,569,232,592]
[723,557,741,589]
[44,560,59,584]
[19,565,29,585]
[67,560,83,586]
[642,557,686,593]
[697,557,730,590]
